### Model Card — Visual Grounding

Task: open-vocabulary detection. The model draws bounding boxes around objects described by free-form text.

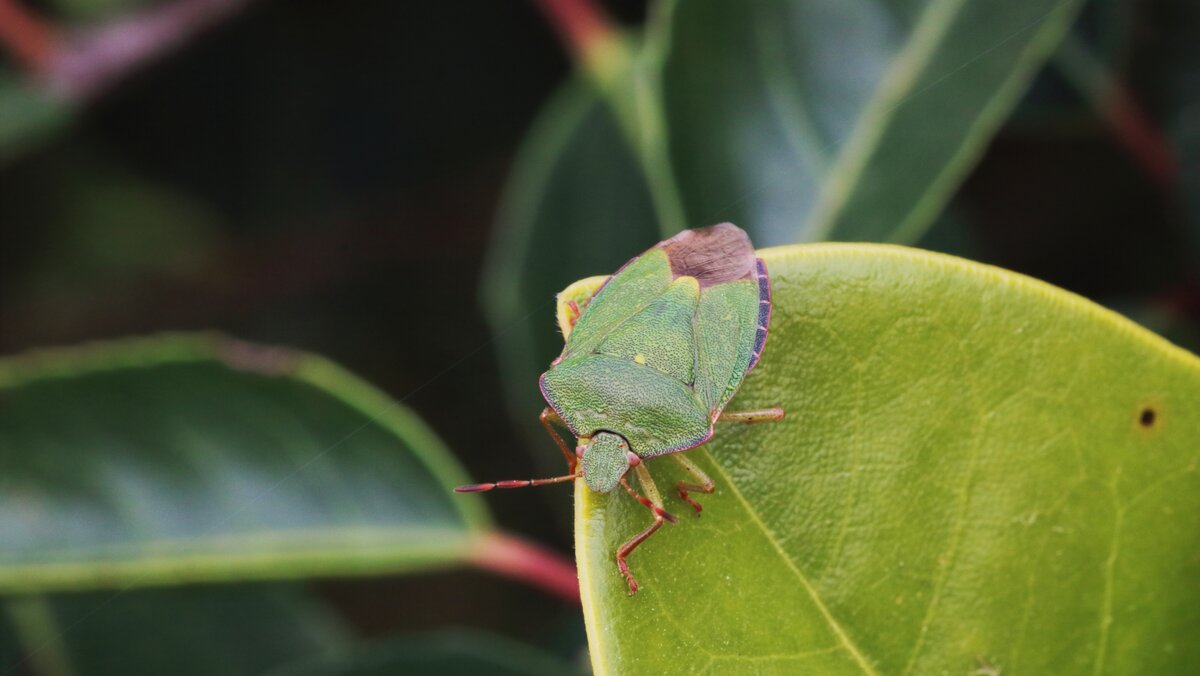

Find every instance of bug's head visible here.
[578,431,636,493]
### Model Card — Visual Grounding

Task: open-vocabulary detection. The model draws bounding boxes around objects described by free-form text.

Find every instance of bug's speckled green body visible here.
[540,223,771,493]
[456,223,779,594]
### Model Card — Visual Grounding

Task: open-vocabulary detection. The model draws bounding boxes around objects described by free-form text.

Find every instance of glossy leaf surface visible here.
[573,245,1200,674]
[659,0,1082,244]
[0,334,488,592]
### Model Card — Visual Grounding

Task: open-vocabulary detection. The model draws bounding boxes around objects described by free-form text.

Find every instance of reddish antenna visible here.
[455,471,580,493]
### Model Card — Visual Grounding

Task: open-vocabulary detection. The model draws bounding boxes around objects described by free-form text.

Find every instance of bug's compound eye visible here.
[575,436,592,458]
[626,451,640,466]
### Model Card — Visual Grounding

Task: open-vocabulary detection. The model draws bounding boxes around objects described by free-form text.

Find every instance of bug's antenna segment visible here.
[455,472,580,493]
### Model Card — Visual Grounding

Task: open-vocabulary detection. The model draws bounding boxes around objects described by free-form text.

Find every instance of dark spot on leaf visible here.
[1139,407,1157,428]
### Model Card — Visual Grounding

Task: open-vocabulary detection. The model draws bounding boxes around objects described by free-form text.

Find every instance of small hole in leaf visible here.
[1139,407,1157,428]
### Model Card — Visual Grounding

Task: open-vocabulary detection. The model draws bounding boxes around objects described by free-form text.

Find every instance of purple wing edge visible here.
[747,257,771,372]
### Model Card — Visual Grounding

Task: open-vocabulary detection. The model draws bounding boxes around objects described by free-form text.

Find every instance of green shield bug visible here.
[457,223,783,594]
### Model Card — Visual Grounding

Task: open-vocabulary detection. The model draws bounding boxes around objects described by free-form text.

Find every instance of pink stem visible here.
[469,531,580,604]
[529,0,617,61]
[1105,84,1178,189]
[47,0,253,101]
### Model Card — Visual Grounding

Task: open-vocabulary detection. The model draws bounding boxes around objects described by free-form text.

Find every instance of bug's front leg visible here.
[616,464,677,595]
[539,407,577,472]
[718,406,785,424]
[671,454,714,514]
[565,299,583,329]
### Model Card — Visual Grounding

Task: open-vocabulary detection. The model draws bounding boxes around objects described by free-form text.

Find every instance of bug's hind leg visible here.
[616,464,676,595]
[718,406,785,424]
[671,454,715,514]
[540,407,577,472]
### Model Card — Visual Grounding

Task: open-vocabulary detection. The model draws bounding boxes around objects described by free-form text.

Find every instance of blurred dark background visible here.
[1,0,1198,671]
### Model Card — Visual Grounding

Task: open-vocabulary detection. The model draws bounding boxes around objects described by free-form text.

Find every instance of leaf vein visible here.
[702,450,879,676]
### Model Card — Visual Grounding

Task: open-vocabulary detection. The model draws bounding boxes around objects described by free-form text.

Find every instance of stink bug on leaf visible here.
[457,223,783,594]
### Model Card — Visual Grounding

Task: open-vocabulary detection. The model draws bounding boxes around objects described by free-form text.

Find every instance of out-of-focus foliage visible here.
[0,73,69,164]
[0,334,487,593]
[484,0,1084,456]
[0,0,1198,673]
[265,630,585,676]
[3,586,350,676]
[1161,0,1200,260]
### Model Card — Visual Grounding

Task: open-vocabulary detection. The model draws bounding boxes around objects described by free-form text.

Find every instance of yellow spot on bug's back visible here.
[634,354,646,365]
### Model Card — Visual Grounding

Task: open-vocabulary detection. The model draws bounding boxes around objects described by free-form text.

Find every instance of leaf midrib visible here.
[699,447,880,675]
[804,0,967,241]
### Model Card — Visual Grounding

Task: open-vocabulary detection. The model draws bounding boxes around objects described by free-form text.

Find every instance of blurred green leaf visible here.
[266,630,584,676]
[658,0,1082,244]
[46,0,157,23]
[3,585,349,676]
[0,73,71,167]
[1162,0,1200,261]
[571,245,1200,674]
[486,0,1083,463]
[11,151,230,304]
[0,334,490,593]
[0,611,21,659]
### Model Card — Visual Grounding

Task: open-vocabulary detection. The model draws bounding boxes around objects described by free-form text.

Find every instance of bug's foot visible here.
[624,575,639,596]
[617,557,640,595]
[679,492,704,514]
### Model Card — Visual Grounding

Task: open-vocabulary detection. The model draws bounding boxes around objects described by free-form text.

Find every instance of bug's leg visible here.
[671,454,715,514]
[718,406,785,424]
[616,464,677,595]
[539,407,577,472]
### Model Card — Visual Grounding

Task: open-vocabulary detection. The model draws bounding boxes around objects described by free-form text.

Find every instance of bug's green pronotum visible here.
[458,223,783,594]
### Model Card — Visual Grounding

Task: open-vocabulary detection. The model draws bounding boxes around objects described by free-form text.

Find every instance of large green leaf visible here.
[658,0,1081,244]
[572,245,1200,674]
[0,334,489,592]
[484,0,1083,457]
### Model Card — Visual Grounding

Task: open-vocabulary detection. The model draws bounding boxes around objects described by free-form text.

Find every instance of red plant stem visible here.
[1053,34,1178,191]
[469,531,580,604]
[0,0,58,73]
[47,0,252,101]
[1105,84,1178,189]
[529,0,617,63]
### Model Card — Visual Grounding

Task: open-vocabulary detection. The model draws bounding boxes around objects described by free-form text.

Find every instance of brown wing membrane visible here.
[657,222,756,288]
